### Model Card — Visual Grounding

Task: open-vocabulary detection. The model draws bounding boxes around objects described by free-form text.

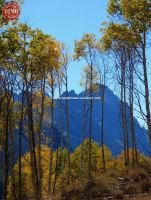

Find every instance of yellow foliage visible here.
[114,149,146,171]
[7,141,148,199]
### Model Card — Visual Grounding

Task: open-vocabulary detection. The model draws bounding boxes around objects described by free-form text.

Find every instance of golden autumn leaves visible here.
[101,0,151,51]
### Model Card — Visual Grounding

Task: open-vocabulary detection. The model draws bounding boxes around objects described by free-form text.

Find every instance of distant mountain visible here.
[1,86,150,157]
[54,86,151,156]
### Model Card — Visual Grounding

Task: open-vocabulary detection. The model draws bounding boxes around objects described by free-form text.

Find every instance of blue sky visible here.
[20,0,108,93]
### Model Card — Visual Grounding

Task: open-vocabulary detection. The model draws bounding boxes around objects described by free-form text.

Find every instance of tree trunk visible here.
[26,84,40,200]
[48,72,54,196]
[53,136,59,195]
[80,87,87,177]
[3,94,11,200]
[142,31,151,143]
[120,56,128,166]
[38,78,46,199]
[18,85,24,200]
[123,76,129,165]
[129,59,138,165]
[65,73,70,184]
[10,100,16,200]
[101,84,106,172]
[88,63,93,179]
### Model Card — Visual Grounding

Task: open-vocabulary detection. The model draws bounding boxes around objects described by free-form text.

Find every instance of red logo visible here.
[2,1,20,20]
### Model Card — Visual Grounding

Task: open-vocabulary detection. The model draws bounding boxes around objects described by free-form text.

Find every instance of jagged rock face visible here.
[54,86,150,156]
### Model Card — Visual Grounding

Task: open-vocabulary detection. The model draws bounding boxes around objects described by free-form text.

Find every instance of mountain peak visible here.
[61,90,77,97]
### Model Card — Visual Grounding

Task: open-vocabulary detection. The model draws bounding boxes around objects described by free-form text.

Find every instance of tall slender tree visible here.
[74,33,99,179]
